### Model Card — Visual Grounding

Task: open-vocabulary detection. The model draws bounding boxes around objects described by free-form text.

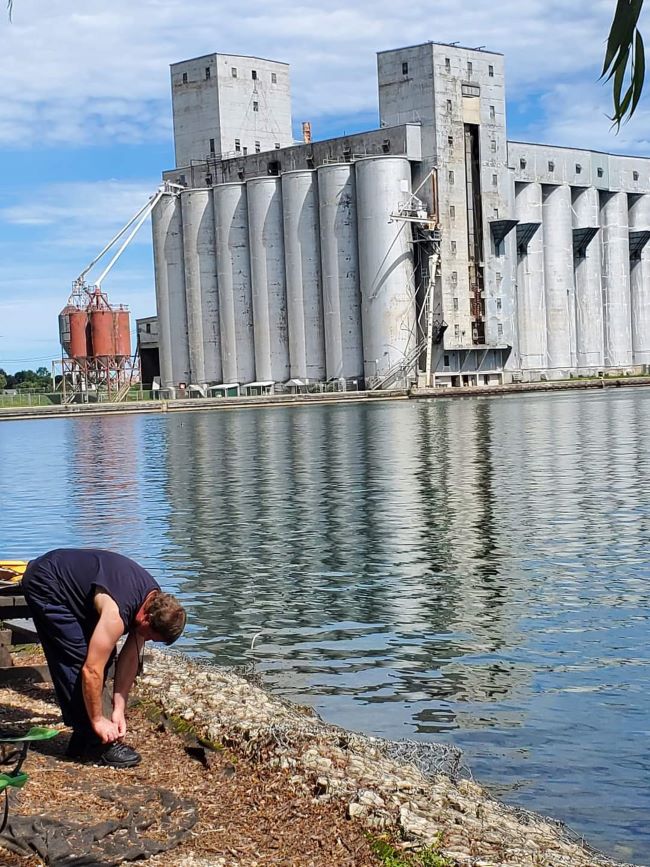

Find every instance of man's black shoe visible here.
[65,735,141,768]
[97,741,141,769]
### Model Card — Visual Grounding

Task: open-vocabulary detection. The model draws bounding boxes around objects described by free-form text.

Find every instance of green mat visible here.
[0,726,59,829]
[0,772,27,793]
[0,726,59,744]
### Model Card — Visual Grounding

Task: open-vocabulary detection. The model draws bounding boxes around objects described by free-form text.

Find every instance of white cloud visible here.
[0,0,647,152]
[0,180,159,369]
[0,179,159,245]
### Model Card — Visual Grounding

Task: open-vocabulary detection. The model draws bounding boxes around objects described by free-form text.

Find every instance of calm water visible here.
[1,390,649,863]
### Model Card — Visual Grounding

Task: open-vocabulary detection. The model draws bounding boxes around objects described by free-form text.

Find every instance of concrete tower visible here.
[171,53,293,168]
[377,43,515,378]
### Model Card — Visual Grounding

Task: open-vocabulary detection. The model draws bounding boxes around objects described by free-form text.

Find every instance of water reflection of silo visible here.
[64,415,143,548]
[160,400,527,725]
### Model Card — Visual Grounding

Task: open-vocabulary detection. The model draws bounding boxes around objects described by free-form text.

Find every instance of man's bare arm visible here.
[112,632,142,736]
[82,592,124,743]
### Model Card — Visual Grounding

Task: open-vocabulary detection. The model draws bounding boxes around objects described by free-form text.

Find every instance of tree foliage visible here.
[0,368,52,390]
[602,0,646,127]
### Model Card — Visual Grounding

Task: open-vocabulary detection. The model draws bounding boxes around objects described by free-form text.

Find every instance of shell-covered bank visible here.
[136,651,631,867]
[0,648,637,867]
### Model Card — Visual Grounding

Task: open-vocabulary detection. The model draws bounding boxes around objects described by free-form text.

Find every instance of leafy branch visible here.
[602,0,646,127]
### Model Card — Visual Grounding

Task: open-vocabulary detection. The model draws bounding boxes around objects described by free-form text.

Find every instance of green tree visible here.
[12,369,51,390]
[0,370,6,391]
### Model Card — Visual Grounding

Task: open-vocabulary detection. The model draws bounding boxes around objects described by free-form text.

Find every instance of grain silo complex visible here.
[150,43,650,394]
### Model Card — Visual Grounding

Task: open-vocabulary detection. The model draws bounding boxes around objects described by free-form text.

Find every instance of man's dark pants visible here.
[22,563,114,746]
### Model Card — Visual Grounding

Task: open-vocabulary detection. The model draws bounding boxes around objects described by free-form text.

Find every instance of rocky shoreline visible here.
[138,651,635,867]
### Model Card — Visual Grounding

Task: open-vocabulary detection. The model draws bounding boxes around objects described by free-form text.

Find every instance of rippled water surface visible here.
[1,390,650,862]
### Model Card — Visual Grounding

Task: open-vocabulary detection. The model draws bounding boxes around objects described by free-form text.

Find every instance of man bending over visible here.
[22,548,187,768]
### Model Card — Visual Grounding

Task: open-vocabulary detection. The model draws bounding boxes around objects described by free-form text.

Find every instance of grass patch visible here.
[132,696,226,753]
[369,835,454,867]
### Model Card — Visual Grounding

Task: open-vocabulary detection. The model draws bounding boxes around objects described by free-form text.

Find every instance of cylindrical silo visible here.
[317,163,364,381]
[114,309,131,357]
[282,170,326,382]
[572,186,603,369]
[246,177,290,383]
[355,156,416,383]
[58,307,72,357]
[514,182,547,370]
[90,309,116,356]
[70,309,91,358]
[152,192,190,389]
[181,189,221,385]
[601,191,633,367]
[213,183,256,384]
[628,193,650,365]
[542,184,575,371]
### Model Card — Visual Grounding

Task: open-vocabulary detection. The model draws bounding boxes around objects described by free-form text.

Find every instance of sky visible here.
[0,0,649,373]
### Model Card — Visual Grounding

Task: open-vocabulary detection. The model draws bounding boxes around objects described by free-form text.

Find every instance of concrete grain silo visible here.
[355,156,416,384]
[213,183,256,385]
[572,186,604,369]
[514,182,547,370]
[628,193,650,365]
[246,177,290,383]
[542,184,575,371]
[317,163,364,382]
[152,192,190,389]
[181,189,221,385]
[601,191,633,367]
[281,170,325,382]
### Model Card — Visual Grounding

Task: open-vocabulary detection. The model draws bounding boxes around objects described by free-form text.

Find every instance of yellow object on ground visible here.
[0,561,28,582]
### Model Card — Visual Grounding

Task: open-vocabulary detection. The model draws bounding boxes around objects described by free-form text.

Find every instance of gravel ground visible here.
[0,675,386,867]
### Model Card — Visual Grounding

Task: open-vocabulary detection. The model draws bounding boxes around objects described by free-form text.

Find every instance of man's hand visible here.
[82,593,125,736]
[111,707,127,739]
[93,716,120,744]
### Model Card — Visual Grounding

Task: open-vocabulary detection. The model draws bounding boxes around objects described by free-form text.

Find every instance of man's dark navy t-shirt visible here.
[25,549,160,636]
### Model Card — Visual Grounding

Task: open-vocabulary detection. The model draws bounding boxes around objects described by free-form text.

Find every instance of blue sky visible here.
[1,0,649,373]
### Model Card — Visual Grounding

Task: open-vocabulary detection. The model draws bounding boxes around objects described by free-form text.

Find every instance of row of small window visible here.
[447,323,503,339]
[181,68,278,83]
[447,135,498,152]
[232,68,277,82]
[447,170,498,186]
[447,322,503,342]
[444,100,496,119]
[519,156,641,182]
[401,59,495,77]
[216,139,281,155]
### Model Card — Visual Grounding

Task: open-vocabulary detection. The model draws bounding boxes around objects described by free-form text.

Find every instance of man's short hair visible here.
[145,592,187,645]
